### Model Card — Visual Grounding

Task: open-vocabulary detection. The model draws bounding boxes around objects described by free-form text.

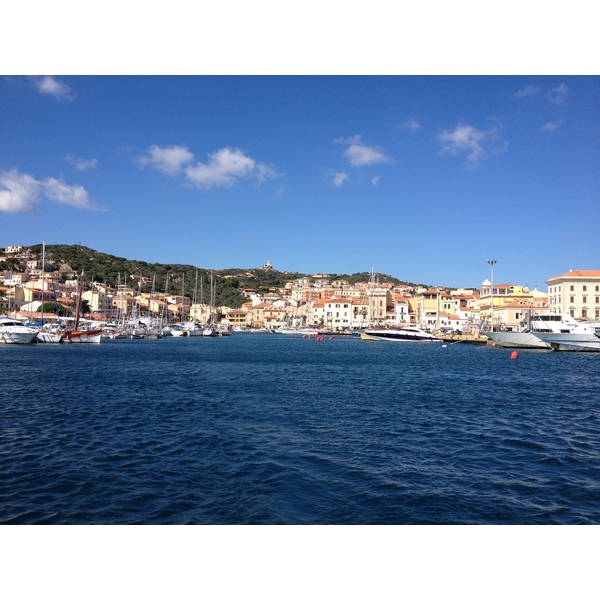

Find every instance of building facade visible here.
[547,270,600,320]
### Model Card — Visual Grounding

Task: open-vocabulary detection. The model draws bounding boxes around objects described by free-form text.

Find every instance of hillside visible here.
[14,244,418,309]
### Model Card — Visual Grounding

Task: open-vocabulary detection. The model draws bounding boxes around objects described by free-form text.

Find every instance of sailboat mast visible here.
[74,271,83,332]
[193,269,198,324]
[41,240,46,326]
[181,273,185,323]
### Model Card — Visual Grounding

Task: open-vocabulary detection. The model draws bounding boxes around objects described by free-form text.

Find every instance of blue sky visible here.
[1,75,598,289]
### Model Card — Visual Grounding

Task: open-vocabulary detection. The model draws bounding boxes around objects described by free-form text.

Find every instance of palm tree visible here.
[80,299,91,315]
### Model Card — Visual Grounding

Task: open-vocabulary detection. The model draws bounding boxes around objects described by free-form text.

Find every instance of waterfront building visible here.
[392,297,410,326]
[493,301,548,331]
[308,299,324,326]
[479,280,544,329]
[413,288,444,330]
[323,297,354,331]
[223,308,249,328]
[547,270,600,320]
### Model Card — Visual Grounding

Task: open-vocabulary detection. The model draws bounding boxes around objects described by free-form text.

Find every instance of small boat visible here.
[361,327,442,342]
[0,315,37,344]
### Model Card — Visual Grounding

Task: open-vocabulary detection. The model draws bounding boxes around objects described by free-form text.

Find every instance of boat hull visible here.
[62,330,103,343]
[533,332,600,352]
[0,331,37,344]
[36,331,63,343]
[0,317,37,344]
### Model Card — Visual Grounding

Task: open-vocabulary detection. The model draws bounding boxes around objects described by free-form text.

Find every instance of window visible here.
[596,297,599,304]
[570,285,574,291]
[583,296,587,303]
[583,285,587,292]
[582,309,587,318]
[570,296,575,303]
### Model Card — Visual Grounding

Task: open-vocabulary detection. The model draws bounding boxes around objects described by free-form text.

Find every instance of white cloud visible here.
[137,144,195,176]
[337,135,391,167]
[514,85,540,98]
[32,76,73,101]
[371,175,380,185]
[332,172,349,187]
[43,178,97,209]
[401,119,421,131]
[255,162,279,184]
[547,82,569,105]
[437,123,506,163]
[66,154,98,171]
[0,169,99,213]
[0,169,42,213]
[540,120,562,132]
[185,147,275,189]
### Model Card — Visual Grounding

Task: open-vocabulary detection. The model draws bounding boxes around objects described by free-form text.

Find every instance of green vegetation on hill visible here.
[20,244,421,308]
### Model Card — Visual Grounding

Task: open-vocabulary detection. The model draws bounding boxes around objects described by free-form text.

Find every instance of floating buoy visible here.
[442,344,447,348]
[328,337,333,341]
[510,351,518,360]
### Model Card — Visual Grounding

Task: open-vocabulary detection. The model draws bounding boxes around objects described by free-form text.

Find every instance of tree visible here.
[38,301,69,316]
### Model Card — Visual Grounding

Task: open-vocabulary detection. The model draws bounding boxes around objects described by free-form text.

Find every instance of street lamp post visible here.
[487,260,496,331]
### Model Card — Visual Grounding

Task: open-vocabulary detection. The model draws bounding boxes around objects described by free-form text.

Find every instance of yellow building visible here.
[479,280,545,329]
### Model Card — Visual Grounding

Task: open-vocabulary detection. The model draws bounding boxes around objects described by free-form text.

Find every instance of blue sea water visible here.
[1,333,599,524]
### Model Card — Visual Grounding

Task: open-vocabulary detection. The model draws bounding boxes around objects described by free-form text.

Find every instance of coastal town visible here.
[1,244,599,342]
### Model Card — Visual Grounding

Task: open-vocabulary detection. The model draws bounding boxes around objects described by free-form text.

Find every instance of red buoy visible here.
[510,351,518,360]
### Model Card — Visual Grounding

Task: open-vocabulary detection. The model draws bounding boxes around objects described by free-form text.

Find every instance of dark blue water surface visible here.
[1,334,599,524]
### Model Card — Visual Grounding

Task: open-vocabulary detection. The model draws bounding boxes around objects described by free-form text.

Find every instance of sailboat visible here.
[33,240,63,343]
[61,272,103,343]
[170,272,188,337]
[185,269,205,336]
[203,271,218,336]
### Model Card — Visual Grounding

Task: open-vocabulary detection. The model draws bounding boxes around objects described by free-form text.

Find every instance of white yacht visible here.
[484,313,584,349]
[483,313,578,350]
[0,316,38,344]
[531,321,600,352]
[361,327,442,342]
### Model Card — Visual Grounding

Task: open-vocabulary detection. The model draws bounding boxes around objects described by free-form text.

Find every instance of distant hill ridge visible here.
[10,244,422,309]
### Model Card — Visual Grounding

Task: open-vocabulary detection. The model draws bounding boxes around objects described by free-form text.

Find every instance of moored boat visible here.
[532,322,600,352]
[361,327,442,342]
[62,329,103,344]
[485,313,583,349]
[60,272,102,343]
[0,315,37,344]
